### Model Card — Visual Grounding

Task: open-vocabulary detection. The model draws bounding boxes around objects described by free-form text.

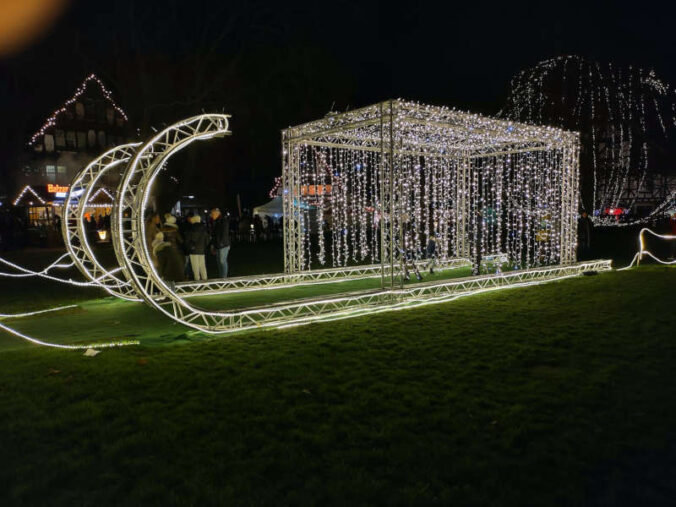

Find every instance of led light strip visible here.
[0,253,73,278]
[0,322,139,350]
[0,304,78,319]
[0,304,139,349]
[619,227,676,270]
[0,253,123,286]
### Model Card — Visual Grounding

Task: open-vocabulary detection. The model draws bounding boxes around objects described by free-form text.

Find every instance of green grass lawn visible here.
[1,263,675,505]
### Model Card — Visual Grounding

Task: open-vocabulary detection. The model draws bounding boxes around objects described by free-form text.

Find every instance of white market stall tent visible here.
[253,196,283,218]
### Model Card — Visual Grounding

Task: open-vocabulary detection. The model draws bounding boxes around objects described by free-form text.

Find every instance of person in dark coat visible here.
[184,215,209,280]
[146,213,162,267]
[152,232,185,285]
[209,208,231,278]
[162,213,183,251]
[577,211,593,260]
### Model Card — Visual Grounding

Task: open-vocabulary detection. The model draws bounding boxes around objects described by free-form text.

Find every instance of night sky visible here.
[1,0,673,206]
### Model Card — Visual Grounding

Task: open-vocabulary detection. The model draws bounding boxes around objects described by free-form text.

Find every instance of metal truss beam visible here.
[62,143,142,300]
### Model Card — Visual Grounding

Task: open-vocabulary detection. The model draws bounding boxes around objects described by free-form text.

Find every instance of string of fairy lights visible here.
[13,185,46,206]
[501,55,676,225]
[284,100,577,273]
[27,73,129,147]
[87,187,115,203]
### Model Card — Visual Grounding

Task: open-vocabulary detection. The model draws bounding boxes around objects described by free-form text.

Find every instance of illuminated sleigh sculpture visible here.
[64,105,611,334]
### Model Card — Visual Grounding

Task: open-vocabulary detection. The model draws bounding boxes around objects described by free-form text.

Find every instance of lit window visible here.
[87,130,96,147]
[77,131,87,149]
[57,166,67,174]
[75,102,85,119]
[55,130,65,147]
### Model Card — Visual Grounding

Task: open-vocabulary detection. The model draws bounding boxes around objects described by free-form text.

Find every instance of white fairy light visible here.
[284,99,578,273]
[27,73,129,147]
[87,187,115,203]
[13,185,45,206]
[501,55,676,225]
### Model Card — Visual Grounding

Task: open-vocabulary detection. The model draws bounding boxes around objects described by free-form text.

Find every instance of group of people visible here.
[146,208,231,285]
[231,212,282,243]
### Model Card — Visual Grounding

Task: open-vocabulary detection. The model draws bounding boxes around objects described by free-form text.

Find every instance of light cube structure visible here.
[282,99,581,283]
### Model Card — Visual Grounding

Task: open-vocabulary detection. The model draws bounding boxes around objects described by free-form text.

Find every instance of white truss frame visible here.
[175,258,471,297]
[52,111,602,336]
[62,143,141,300]
[282,99,581,275]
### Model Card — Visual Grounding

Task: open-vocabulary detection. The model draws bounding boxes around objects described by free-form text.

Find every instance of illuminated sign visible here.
[300,184,332,196]
[47,184,69,194]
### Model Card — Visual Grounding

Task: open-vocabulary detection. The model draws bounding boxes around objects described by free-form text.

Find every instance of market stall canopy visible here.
[253,196,283,218]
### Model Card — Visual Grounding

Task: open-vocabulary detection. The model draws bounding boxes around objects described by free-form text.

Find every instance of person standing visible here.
[184,214,209,281]
[210,208,231,278]
[152,232,185,286]
[145,213,162,267]
[577,211,593,260]
[162,213,183,251]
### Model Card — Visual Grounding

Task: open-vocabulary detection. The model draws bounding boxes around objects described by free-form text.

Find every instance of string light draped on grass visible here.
[501,55,676,224]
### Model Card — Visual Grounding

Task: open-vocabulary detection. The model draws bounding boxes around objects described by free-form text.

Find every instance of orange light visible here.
[0,0,70,57]
[47,184,69,193]
[300,184,332,196]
